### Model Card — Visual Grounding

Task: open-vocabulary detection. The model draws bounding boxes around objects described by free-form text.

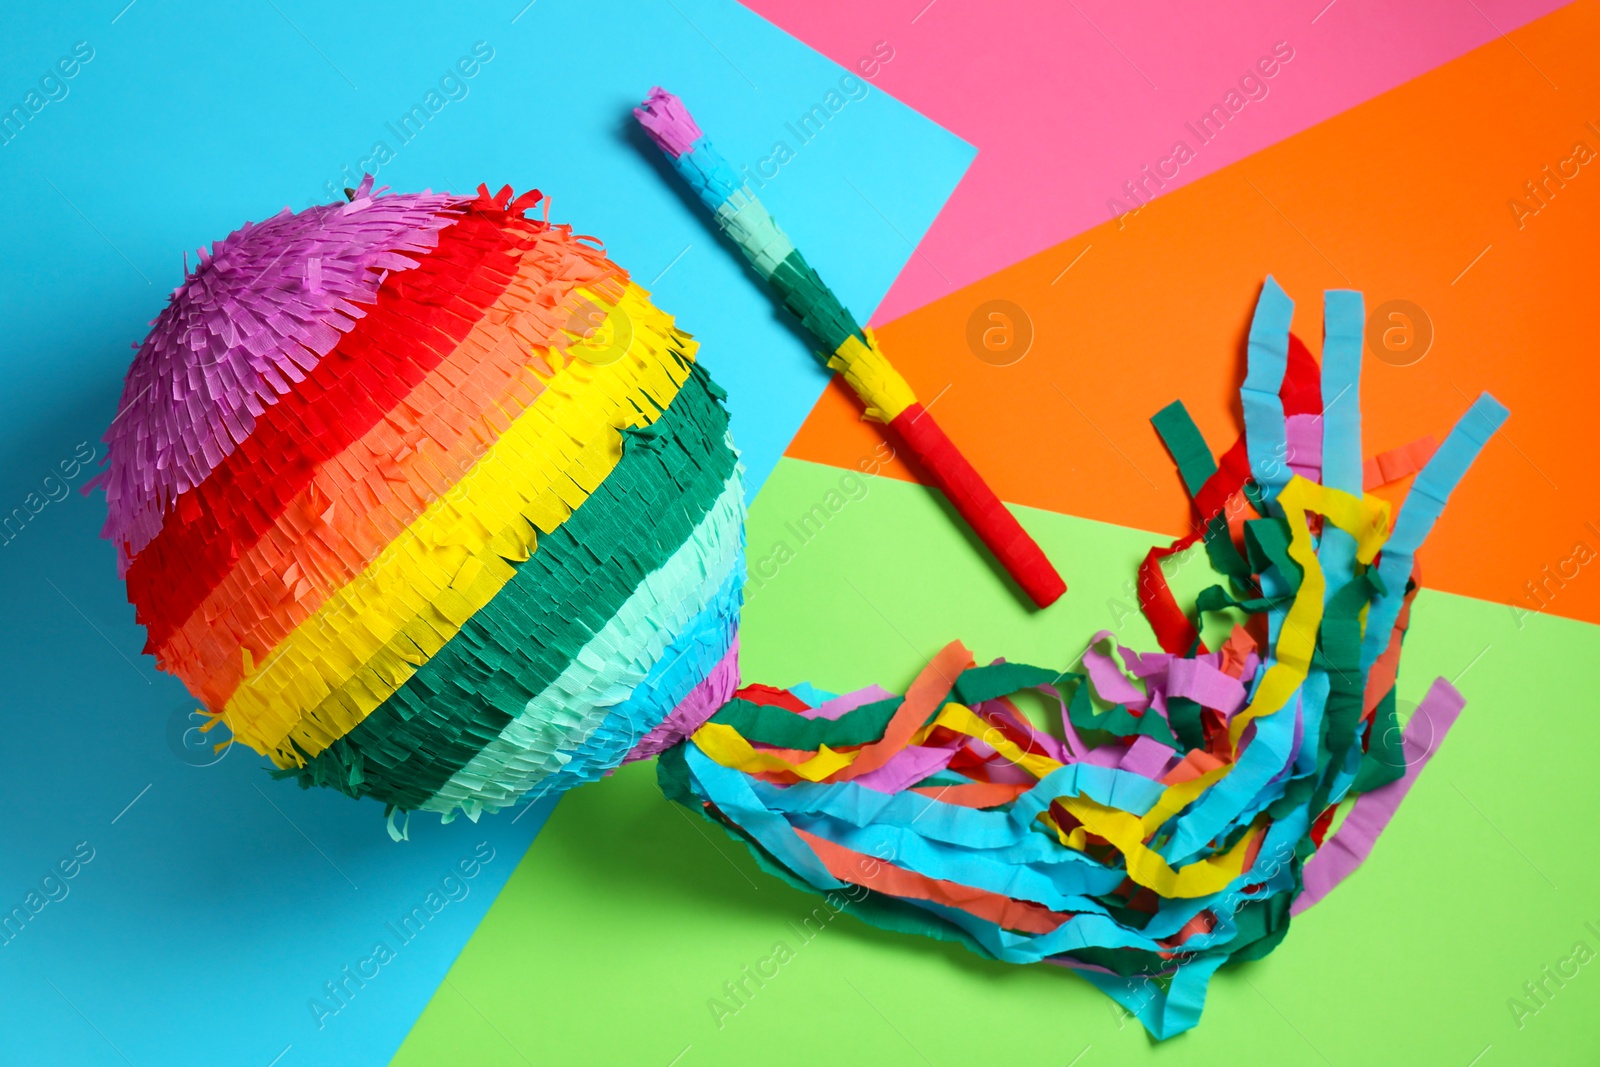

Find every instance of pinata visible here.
[92,163,1502,1038]
[93,178,745,830]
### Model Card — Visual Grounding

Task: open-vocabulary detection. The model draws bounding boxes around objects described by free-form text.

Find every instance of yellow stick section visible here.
[827,327,916,423]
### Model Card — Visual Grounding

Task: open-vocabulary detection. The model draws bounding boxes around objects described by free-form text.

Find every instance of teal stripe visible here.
[672,135,862,360]
[421,469,745,815]
[282,362,738,810]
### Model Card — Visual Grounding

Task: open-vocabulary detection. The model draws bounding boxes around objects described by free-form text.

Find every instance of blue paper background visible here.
[0,1,972,1063]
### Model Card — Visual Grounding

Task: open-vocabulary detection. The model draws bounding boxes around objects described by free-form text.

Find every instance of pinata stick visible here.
[635,88,1066,608]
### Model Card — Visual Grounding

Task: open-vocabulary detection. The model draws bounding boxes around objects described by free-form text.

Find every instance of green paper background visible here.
[393,457,1600,1066]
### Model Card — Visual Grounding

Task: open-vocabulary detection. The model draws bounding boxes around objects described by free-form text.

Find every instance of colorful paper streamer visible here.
[666,280,1505,1038]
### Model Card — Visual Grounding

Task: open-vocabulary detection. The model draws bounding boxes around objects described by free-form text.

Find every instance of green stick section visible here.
[394,457,1600,1067]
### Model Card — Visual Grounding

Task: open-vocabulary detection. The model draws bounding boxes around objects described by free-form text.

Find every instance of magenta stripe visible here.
[627,635,742,762]
[1292,677,1466,914]
[90,182,470,567]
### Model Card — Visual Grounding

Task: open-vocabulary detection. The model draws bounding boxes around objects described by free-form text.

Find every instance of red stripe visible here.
[1309,803,1338,846]
[732,684,812,713]
[125,207,537,650]
[1280,334,1322,417]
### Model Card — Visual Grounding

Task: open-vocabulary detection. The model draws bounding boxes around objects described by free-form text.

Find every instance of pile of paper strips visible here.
[666,278,1504,1037]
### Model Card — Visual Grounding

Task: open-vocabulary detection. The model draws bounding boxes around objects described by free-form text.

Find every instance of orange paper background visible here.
[787,1,1600,626]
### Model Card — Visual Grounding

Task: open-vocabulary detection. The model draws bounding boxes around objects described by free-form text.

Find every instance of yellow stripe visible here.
[1227,477,1390,748]
[693,486,1387,899]
[925,703,1257,896]
[693,695,1260,898]
[689,722,857,782]
[229,282,694,762]
[1041,478,1389,897]
[827,327,915,423]
[1138,764,1232,832]
[1053,794,1265,898]
[914,702,1063,780]
[690,701,1064,783]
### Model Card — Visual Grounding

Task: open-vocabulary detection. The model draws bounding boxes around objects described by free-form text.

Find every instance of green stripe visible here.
[1244,518,1300,593]
[1066,674,1179,749]
[953,662,1061,704]
[1150,400,1217,499]
[765,247,862,359]
[1153,401,1254,596]
[1203,512,1255,591]
[284,361,738,809]
[1308,570,1390,814]
[1351,684,1405,794]
[706,660,1067,752]
[708,695,903,750]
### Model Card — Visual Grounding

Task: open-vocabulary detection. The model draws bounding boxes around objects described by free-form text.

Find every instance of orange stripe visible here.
[908,781,1033,808]
[157,259,624,711]
[832,641,974,782]
[792,827,1074,936]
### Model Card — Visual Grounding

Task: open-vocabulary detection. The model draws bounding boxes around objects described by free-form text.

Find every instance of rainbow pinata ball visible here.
[93,180,745,821]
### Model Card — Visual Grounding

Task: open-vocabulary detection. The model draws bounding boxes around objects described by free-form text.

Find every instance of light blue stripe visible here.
[1164,689,1298,861]
[711,190,795,277]
[1318,289,1365,596]
[536,558,744,799]
[1242,276,1294,505]
[1360,392,1509,671]
[670,134,744,212]
[423,470,746,815]
[684,742,845,889]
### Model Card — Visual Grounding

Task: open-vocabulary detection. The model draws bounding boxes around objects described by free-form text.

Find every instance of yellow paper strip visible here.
[1057,793,1265,898]
[1227,476,1391,748]
[689,723,857,782]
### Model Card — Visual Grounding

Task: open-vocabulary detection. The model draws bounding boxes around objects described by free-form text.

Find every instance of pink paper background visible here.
[745,0,1570,321]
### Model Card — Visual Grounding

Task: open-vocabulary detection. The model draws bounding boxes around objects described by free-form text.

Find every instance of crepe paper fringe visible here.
[444,562,746,820]
[1291,677,1464,914]
[628,628,742,763]
[123,202,533,644]
[218,282,699,761]
[93,178,473,568]
[635,87,1065,608]
[1364,435,1437,488]
[133,208,626,680]
[420,471,746,817]
[667,279,1503,1039]
[635,90,854,365]
[829,331,913,424]
[97,172,1502,1041]
[281,360,741,811]
[99,180,744,819]
[633,87,702,158]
